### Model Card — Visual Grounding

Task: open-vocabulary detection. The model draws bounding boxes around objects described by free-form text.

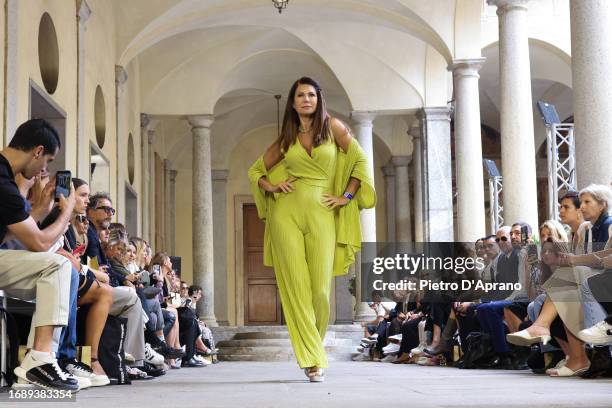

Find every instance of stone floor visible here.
[1,361,611,408]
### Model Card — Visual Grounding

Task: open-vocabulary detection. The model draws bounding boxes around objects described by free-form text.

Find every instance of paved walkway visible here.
[2,361,611,407]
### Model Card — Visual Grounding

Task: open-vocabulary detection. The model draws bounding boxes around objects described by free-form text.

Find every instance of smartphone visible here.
[520,225,529,244]
[152,264,161,278]
[55,170,72,201]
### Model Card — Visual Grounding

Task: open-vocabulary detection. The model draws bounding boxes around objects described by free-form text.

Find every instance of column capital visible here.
[487,0,529,13]
[391,155,412,167]
[77,0,92,26]
[188,115,214,129]
[140,113,150,129]
[211,169,229,181]
[408,120,422,139]
[169,169,178,183]
[449,58,486,78]
[418,107,451,122]
[115,65,128,89]
[381,162,395,177]
[350,111,377,125]
[147,129,155,145]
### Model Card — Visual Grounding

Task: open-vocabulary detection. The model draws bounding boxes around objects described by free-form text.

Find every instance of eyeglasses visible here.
[180,286,189,290]
[76,215,88,223]
[96,206,116,215]
[495,236,509,243]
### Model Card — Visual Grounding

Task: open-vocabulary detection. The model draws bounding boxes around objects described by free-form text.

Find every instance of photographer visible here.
[0,119,78,390]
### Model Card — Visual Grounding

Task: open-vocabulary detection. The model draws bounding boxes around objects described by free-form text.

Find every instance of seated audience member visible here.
[507,241,592,377]
[84,194,155,377]
[31,177,113,387]
[474,225,532,369]
[558,190,584,252]
[150,252,185,366]
[187,285,216,363]
[575,184,612,254]
[0,119,78,390]
[359,290,387,341]
[176,286,207,367]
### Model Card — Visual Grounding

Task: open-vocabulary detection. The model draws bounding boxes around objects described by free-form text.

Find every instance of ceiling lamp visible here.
[272,0,289,13]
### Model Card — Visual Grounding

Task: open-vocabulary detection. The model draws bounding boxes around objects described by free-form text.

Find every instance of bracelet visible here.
[343,191,354,200]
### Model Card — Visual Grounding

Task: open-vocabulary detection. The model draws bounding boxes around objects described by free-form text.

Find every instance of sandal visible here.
[549,364,589,377]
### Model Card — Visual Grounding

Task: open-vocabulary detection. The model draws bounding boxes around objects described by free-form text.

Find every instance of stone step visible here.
[217,338,353,348]
[233,331,338,341]
[217,345,355,362]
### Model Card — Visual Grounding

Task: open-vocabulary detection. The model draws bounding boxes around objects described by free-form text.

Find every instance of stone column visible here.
[392,156,412,242]
[76,0,91,180]
[4,0,19,143]
[450,58,487,241]
[164,160,177,255]
[382,163,396,242]
[188,115,217,326]
[212,169,229,326]
[418,107,453,242]
[488,0,539,230]
[570,0,612,187]
[351,111,377,321]
[140,115,150,242]
[115,66,128,225]
[410,122,425,242]
[147,125,157,245]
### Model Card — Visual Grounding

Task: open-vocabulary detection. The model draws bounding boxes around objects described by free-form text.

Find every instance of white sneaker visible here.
[382,343,400,355]
[361,337,377,345]
[410,343,426,356]
[145,343,165,365]
[388,334,403,342]
[368,333,379,340]
[193,355,211,366]
[578,320,612,345]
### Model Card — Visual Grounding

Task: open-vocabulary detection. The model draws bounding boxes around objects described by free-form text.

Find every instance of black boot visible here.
[581,346,612,378]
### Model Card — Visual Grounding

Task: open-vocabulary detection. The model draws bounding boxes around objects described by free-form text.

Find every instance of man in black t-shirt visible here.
[0,119,78,390]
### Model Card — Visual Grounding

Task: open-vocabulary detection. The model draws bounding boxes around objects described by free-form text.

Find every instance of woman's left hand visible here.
[322,194,350,209]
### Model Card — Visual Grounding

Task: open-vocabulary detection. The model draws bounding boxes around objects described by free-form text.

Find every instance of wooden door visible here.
[243,204,282,325]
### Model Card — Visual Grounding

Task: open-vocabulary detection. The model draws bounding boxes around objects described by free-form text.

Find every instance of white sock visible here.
[24,349,55,368]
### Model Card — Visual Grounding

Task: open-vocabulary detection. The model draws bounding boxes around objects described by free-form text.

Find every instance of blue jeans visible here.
[476,301,514,353]
[527,293,547,323]
[581,278,608,329]
[57,267,79,360]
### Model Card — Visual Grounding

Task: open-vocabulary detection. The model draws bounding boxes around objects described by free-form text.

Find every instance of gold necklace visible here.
[298,124,312,133]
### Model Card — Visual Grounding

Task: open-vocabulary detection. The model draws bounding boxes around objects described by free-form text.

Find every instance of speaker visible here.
[537,101,561,126]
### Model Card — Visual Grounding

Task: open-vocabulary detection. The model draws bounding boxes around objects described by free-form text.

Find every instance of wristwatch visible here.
[343,191,354,200]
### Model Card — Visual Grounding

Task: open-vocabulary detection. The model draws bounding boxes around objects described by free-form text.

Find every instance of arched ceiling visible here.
[479,39,573,135]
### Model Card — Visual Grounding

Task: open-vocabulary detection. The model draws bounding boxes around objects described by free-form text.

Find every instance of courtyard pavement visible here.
[1,361,611,408]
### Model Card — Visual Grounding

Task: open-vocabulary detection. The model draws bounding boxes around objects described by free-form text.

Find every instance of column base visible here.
[354,302,376,322]
[201,317,219,327]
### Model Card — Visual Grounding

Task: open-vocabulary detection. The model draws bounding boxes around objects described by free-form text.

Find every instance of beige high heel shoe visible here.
[506,327,551,347]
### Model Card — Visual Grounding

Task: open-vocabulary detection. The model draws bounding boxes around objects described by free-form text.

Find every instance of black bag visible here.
[0,305,19,387]
[98,315,130,385]
[457,332,496,369]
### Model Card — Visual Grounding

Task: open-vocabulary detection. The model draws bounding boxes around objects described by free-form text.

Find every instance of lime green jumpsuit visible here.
[248,137,376,369]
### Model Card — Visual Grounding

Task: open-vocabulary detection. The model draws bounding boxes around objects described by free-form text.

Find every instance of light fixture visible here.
[272,0,289,14]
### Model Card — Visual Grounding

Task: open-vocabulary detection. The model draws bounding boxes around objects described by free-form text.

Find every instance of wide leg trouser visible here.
[268,183,335,369]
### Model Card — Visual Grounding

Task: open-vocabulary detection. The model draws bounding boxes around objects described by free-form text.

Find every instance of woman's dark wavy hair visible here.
[277,77,331,153]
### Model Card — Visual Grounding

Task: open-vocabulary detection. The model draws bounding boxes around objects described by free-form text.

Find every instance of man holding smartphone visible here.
[0,119,78,390]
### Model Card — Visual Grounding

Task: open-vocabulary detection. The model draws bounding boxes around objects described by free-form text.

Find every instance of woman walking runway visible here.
[248,77,376,382]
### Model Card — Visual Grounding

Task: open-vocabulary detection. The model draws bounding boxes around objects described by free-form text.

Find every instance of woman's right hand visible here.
[269,177,296,193]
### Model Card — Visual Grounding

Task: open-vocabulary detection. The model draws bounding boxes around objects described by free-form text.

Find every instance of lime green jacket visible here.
[248,138,376,276]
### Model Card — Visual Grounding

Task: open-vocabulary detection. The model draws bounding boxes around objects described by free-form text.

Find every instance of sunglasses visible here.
[96,206,116,215]
[495,236,509,243]
[76,215,88,223]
